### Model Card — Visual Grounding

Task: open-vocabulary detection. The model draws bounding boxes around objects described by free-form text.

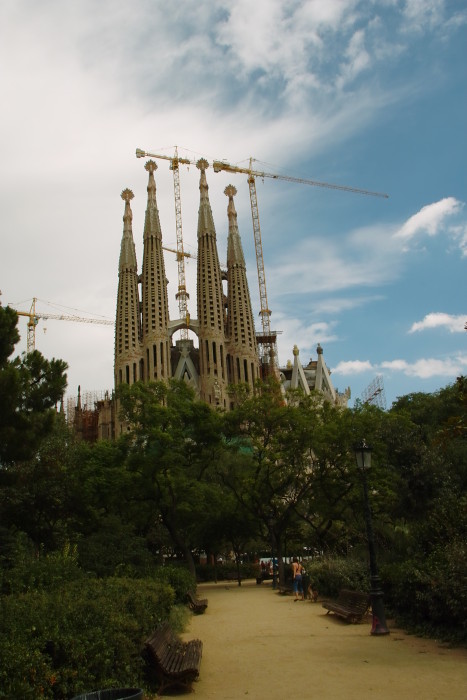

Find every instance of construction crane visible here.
[136,148,388,373]
[136,147,193,339]
[212,157,389,373]
[13,298,114,353]
[361,375,387,410]
[162,245,195,262]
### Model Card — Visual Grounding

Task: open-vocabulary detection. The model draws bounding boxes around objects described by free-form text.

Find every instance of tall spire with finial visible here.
[225,185,259,394]
[115,188,142,396]
[140,160,171,381]
[196,158,228,407]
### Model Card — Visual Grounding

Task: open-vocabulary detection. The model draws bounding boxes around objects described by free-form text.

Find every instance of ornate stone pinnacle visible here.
[121,188,134,202]
[196,158,209,171]
[145,160,158,174]
[224,185,237,198]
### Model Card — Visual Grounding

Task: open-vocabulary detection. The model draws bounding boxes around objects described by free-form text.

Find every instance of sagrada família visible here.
[74,158,350,440]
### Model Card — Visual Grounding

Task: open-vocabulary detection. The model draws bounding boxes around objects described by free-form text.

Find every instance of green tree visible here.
[0,421,77,550]
[221,381,320,584]
[0,306,68,465]
[117,379,226,576]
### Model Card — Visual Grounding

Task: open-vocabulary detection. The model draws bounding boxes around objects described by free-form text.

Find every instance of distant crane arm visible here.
[212,160,389,198]
[36,313,114,325]
[136,148,192,166]
[13,299,113,353]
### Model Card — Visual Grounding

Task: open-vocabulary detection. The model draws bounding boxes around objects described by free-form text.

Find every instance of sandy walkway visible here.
[181,579,466,700]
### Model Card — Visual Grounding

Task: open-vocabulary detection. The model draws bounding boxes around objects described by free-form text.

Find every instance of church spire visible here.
[140,160,171,382]
[115,189,142,394]
[196,158,227,407]
[225,185,259,395]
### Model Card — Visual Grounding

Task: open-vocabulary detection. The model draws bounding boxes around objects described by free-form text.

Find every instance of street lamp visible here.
[267,514,277,590]
[354,440,390,636]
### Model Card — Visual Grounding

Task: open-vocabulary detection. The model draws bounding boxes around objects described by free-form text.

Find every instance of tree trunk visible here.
[162,514,197,578]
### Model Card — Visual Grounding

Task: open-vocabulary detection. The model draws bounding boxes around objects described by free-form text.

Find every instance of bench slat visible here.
[186,589,208,614]
[144,621,203,695]
[322,589,370,623]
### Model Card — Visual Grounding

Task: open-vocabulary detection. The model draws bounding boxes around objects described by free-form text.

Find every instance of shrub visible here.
[302,555,369,598]
[0,576,174,699]
[382,536,467,644]
[153,564,196,603]
[1,539,84,595]
[77,519,157,578]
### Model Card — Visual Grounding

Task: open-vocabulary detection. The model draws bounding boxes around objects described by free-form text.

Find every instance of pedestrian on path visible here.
[292,557,304,601]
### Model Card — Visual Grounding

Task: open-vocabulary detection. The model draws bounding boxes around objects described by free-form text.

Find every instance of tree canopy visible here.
[0,306,68,465]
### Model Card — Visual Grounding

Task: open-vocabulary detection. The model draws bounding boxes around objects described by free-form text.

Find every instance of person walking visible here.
[292,557,304,601]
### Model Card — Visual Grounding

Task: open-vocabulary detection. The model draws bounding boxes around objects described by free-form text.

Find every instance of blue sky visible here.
[1,0,466,409]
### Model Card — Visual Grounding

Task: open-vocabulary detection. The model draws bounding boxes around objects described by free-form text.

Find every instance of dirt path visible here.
[182,579,466,700]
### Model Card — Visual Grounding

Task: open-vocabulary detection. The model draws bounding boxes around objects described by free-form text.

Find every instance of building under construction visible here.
[75,156,349,440]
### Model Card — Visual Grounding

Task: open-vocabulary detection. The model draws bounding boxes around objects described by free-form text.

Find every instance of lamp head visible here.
[354,440,372,470]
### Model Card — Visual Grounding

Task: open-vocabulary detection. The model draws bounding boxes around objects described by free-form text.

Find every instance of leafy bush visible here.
[153,564,196,603]
[1,539,85,595]
[382,536,467,644]
[0,577,174,699]
[302,556,369,598]
[77,518,157,578]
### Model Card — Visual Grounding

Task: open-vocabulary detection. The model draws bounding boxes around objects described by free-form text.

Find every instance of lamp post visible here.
[267,514,277,590]
[354,440,390,636]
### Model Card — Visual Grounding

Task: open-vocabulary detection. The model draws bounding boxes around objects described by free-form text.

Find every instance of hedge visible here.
[0,577,174,699]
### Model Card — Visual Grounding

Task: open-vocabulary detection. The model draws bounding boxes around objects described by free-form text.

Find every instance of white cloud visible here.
[313,295,385,315]
[332,353,467,381]
[275,316,339,367]
[449,223,467,258]
[336,28,371,88]
[394,197,464,241]
[409,313,467,334]
[267,223,401,300]
[332,360,374,374]
[402,0,445,32]
[381,355,467,378]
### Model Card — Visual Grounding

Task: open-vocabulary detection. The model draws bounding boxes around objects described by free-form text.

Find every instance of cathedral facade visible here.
[114,158,260,434]
[71,156,350,442]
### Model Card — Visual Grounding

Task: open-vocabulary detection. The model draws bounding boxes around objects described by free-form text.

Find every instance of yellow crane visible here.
[212,157,388,371]
[13,298,114,353]
[136,147,193,339]
[136,148,388,372]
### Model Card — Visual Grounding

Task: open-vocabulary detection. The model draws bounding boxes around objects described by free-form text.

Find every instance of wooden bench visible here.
[322,589,370,623]
[186,589,208,614]
[144,621,203,695]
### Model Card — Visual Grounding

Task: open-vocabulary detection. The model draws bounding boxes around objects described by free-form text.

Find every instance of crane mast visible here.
[213,157,388,373]
[137,148,388,374]
[247,173,277,371]
[170,150,190,339]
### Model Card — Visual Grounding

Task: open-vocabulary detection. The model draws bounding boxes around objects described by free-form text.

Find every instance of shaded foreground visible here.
[181,579,466,700]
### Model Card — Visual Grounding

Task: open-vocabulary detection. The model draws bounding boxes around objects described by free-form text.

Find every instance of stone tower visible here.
[196,159,228,407]
[114,188,142,389]
[140,160,171,382]
[224,185,259,395]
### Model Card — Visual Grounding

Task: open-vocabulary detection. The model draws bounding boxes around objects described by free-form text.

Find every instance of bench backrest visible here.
[146,622,177,660]
[337,589,370,612]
